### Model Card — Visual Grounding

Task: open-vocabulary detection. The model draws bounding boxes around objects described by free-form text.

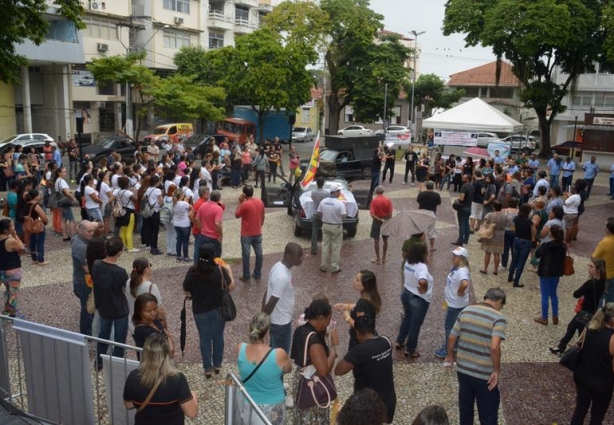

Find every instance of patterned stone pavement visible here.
[7,171,614,424]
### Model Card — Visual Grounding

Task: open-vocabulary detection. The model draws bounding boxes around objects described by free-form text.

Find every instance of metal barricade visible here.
[0,315,142,425]
[224,373,273,425]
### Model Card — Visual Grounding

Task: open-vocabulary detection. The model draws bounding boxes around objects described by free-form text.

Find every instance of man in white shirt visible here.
[532,170,550,198]
[147,139,160,163]
[316,183,347,273]
[262,242,304,352]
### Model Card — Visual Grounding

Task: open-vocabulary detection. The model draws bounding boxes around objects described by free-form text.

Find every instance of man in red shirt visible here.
[189,185,210,261]
[43,140,53,163]
[235,185,265,282]
[370,185,393,265]
[195,190,224,260]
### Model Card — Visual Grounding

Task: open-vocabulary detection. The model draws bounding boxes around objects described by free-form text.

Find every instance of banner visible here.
[434,130,478,147]
[300,131,320,190]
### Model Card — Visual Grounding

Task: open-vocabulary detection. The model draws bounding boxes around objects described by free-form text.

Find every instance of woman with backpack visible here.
[141,175,163,255]
[161,183,177,257]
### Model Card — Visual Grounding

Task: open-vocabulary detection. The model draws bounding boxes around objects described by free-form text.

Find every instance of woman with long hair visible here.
[141,175,163,255]
[82,174,103,223]
[127,257,165,331]
[533,225,567,326]
[123,333,197,423]
[436,247,470,358]
[507,203,535,288]
[479,201,507,275]
[182,243,235,378]
[569,303,614,424]
[172,190,192,263]
[236,312,291,425]
[290,299,337,425]
[114,176,139,252]
[132,293,173,357]
[53,167,76,241]
[550,258,606,355]
[25,189,49,266]
[0,218,25,317]
[334,270,382,350]
[395,244,433,358]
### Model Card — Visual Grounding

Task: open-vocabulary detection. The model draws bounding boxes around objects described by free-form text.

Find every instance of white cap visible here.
[329,183,343,192]
[452,246,469,259]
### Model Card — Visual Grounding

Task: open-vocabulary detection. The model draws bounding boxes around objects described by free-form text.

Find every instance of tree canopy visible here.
[1,0,84,84]
[444,0,606,156]
[408,74,464,118]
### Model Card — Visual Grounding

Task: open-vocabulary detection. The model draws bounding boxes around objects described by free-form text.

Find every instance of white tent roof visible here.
[423,97,523,133]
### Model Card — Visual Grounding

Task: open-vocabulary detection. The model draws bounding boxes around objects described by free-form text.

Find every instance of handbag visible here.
[86,290,96,314]
[242,348,273,384]
[560,329,587,372]
[136,376,163,413]
[452,199,463,211]
[24,204,45,234]
[476,221,495,240]
[296,332,337,409]
[220,266,236,322]
[564,255,575,276]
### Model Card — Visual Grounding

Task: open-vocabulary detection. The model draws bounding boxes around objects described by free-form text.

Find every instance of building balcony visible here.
[258,0,273,13]
[234,18,258,34]
[235,0,259,8]
[208,10,234,31]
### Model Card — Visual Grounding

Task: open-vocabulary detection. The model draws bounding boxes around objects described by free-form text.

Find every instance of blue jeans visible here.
[370,170,380,192]
[194,234,222,265]
[396,290,430,354]
[550,174,559,189]
[240,235,263,279]
[96,314,129,364]
[194,307,225,371]
[231,169,241,187]
[501,231,516,268]
[73,283,94,336]
[86,207,102,222]
[29,229,46,262]
[175,226,191,259]
[270,322,292,354]
[458,372,500,425]
[603,277,614,304]
[443,306,464,350]
[539,276,560,319]
[508,238,532,286]
[457,207,471,244]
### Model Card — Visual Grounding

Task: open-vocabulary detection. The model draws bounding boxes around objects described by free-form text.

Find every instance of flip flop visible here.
[479,270,488,275]
[370,259,380,265]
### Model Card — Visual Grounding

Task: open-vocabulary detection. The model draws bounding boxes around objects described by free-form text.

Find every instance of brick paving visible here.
[7,172,614,424]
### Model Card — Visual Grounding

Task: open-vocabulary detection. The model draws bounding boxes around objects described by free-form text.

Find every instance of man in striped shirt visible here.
[444,287,507,425]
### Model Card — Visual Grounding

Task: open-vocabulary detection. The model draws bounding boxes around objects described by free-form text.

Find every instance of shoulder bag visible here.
[86,288,96,314]
[220,266,236,322]
[574,280,597,326]
[296,332,337,409]
[477,221,495,240]
[560,329,587,372]
[136,376,163,413]
[24,204,45,234]
[242,347,273,384]
[564,255,575,276]
[55,180,73,208]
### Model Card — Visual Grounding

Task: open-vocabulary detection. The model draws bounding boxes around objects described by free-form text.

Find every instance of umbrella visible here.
[180,297,188,357]
[381,209,437,237]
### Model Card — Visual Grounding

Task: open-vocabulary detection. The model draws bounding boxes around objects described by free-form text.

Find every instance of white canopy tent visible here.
[423,98,523,133]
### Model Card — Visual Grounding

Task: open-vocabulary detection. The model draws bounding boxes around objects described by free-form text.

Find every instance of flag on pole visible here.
[300,131,321,190]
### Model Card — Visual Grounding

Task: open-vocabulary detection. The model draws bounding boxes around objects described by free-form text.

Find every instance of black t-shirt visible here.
[344,336,397,423]
[404,150,418,164]
[513,215,533,240]
[416,190,442,213]
[182,267,230,314]
[348,298,377,350]
[472,179,485,203]
[123,371,193,425]
[385,149,396,165]
[372,152,382,169]
[290,323,328,367]
[460,183,474,207]
[133,319,167,349]
[92,260,129,320]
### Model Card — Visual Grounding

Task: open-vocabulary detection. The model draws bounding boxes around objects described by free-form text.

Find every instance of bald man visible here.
[72,220,98,335]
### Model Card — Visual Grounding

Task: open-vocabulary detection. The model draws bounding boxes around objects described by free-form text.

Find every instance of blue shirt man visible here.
[52,146,62,168]
[561,158,575,191]
[547,155,562,188]
[582,156,600,199]
[528,155,540,171]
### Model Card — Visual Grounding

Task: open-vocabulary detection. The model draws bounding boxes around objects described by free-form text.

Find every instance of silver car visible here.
[337,125,373,136]
[291,127,315,143]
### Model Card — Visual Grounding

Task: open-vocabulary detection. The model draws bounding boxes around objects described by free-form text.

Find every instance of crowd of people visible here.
[2,134,614,424]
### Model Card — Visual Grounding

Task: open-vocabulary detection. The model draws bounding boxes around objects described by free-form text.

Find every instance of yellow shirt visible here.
[593,235,614,279]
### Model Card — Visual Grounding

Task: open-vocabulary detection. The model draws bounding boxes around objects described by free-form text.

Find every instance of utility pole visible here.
[383,82,388,132]
[410,30,425,142]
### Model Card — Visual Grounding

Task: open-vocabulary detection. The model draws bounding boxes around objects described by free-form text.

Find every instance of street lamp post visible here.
[410,30,425,143]
[383,82,388,131]
[571,115,578,159]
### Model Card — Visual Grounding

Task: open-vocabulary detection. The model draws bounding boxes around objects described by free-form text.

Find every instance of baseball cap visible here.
[452,246,469,259]
[329,183,343,192]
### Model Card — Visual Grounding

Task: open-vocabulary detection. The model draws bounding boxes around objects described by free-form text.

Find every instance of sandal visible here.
[404,351,420,359]
[479,270,487,275]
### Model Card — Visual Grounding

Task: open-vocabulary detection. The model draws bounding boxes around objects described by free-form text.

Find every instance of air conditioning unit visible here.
[90,1,100,10]
[174,17,184,25]
[98,102,106,108]
[97,43,109,52]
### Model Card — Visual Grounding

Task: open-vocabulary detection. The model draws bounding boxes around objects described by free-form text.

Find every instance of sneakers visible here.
[128,248,141,253]
[435,347,447,358]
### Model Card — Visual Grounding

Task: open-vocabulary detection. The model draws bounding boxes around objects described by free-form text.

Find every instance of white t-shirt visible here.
[164,180,175,195]
[111,174,120,190]
[55,178,69,194]
[563,194,581,215]
[444,266,470,308]
[403,262,433,303]
[145,187,162,213]
[83,185,99,209]
[113,188,135,210]
[99,182,112,204]
[126,279,162,333]
[266,261,294,325]
[199,168,213,192]
[317,197,347,224]
[172,200,191,227]
[181,187,194,201]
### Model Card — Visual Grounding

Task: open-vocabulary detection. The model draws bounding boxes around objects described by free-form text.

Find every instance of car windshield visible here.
[320,150,338,161]
[153,128,167,134]
[94,137,120,149]
[293,127,306,132]
[185,135,207,146]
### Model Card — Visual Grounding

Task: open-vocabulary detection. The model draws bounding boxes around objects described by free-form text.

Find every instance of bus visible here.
[216,118,255,145]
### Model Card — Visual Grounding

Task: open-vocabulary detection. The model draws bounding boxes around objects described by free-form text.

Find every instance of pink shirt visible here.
[241,151,252,165]
[196,200,223,239]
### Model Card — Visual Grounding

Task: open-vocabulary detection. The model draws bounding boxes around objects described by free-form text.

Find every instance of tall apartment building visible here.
[4,0,273,142]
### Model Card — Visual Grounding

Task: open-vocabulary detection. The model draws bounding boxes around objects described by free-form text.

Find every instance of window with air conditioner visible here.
[209,32,224,49]
[163,0,190,14]
[163,30,191,49]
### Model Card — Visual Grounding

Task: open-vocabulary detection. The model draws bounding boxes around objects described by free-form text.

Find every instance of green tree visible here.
[1,0,84,84]
[444,0,605,157]
[408,74,465,118]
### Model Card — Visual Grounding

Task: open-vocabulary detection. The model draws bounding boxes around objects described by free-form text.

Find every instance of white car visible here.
[0,133,55,149]
[291,127,315,143]
[501,135,537,152]
[476,132,500,148]
[337,125,373,136]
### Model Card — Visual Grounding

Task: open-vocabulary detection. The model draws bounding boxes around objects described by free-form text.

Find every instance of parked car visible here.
[0,133,54,149]
[81,136,137,164]
[501,134,537,152]
[551,141,583,157]
[184,134,227,157]
[291,127,315,143]
[476,132,500,148]
[337,125,373,136]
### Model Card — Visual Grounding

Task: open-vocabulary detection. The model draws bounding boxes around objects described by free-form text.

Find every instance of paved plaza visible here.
[7,169,614,424]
